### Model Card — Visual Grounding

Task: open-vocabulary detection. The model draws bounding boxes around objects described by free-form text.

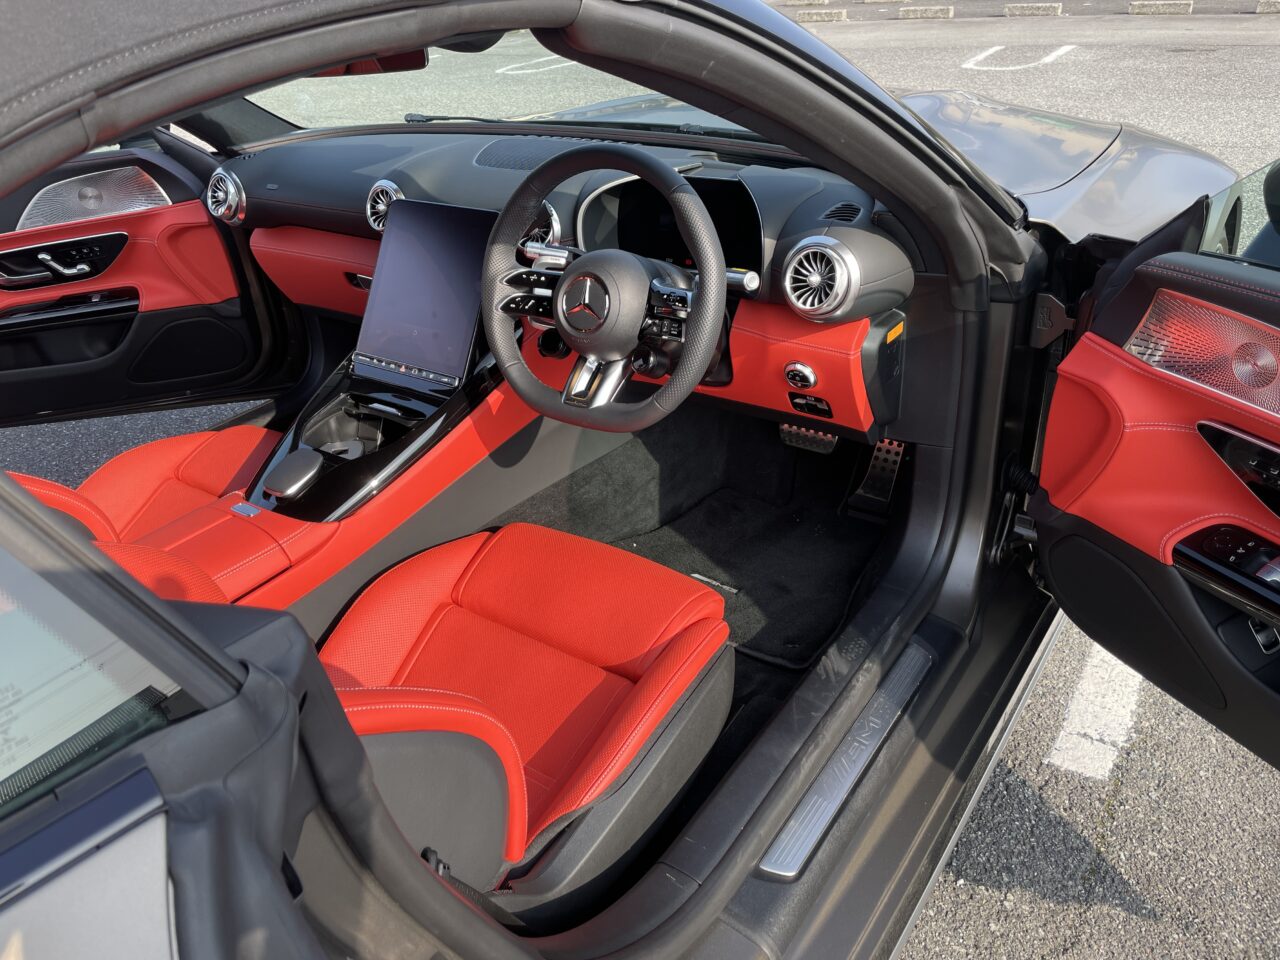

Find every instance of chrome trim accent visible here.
[0,229,128,290]
[36,251,90,277]
[0,265,52,288]
[784,361,817,390]
[17,167,171,231]
[561,355,631,408]
[205,167,246,225]
[759,643,933,880]
[366,178,404,232]
[574,162,704,252]
[782,235,861,322]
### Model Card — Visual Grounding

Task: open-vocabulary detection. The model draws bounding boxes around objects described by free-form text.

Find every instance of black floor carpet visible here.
[611,477,879,669]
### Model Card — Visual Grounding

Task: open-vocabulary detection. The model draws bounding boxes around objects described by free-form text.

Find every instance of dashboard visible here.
[211,129,919,437]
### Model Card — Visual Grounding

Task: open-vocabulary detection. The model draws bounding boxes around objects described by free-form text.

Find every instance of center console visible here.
[245,200,500,522]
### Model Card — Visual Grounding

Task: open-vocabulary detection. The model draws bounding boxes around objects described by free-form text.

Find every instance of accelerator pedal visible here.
[845,438,905,520]
[779,423,838,454]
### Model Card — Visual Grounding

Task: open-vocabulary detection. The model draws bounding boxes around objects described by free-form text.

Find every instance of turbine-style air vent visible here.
[821,202,862,224]
[782,236,860,322]
[366,179,404,232]
[205,167,245,225]
[523,201,562,246]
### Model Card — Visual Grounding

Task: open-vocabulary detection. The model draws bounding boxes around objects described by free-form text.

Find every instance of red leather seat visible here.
[9,425,280,543]
[319,522,731,881]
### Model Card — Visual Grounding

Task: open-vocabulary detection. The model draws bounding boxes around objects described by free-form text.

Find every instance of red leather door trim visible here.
[0,201,238,313]
[250,226,379,317]
[1043,331,1280,563]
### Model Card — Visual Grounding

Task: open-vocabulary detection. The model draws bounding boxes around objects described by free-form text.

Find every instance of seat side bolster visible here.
[529,616,730,841]
[336,687,529,863]
[9,472,119,541]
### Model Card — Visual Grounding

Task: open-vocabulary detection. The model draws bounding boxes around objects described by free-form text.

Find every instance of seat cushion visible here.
[9,424,280,544]
[320,523,729,861]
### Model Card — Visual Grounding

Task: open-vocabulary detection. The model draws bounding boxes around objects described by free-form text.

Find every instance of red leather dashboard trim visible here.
[708,301,873,431]
[522,301,874,432]
[0,201,238,313]
[1043,331,1280,563]
[250,226,379,317]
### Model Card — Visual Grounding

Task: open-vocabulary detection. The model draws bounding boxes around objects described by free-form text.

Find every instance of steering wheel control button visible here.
[502,294,554,321]
[785,361,818,390]
[560,274,610,333]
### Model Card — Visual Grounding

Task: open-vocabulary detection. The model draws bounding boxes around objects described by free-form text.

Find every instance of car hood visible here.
[535,91,1237,243]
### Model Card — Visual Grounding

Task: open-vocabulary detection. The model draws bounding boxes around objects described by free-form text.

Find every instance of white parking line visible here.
[1045,642,1143,779]
[496,55,576,75]
[961,44,1078,70]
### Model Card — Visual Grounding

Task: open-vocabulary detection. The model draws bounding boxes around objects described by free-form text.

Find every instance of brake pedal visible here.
[779,423,838,454]
[846,438,906,519]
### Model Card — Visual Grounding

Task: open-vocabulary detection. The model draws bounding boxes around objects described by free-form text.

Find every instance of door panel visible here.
[0,147,286,425]
[1037,249,1280,768]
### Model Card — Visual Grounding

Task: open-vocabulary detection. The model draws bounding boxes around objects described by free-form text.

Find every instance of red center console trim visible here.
[1042,332,1280,563]
[250,226,379,318]
[239,382,539,609]
[136,494,337,602]
[0,201,238,313]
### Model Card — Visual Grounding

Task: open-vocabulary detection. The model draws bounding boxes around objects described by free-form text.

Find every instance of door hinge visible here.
[1030,293,1074,350]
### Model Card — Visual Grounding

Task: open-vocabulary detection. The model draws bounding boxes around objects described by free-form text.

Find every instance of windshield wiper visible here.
[524,118,769,144]
[404,113,505,124]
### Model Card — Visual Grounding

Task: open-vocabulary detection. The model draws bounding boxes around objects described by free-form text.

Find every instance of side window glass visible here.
[1201,160,1280,270]
[0,544,192,819]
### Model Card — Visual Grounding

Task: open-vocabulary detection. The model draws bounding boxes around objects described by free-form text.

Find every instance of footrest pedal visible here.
[779,423,838,454]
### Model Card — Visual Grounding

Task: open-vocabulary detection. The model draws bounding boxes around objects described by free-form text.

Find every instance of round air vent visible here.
[205,167,245,225]
[523,201,562,246]
[782,235,860,322]
[366,179,404,232]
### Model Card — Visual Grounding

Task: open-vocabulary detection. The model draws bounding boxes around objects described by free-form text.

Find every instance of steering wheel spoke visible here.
[561,354,633,409]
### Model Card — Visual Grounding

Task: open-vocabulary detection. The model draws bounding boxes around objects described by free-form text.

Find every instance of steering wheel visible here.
[482,144,727,433]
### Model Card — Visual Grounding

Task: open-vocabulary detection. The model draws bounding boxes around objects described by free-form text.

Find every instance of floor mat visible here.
[611,486,879,668]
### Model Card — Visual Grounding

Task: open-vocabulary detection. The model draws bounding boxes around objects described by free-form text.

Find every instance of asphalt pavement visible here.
[3,15,1280,959]
[798,15,1280,959]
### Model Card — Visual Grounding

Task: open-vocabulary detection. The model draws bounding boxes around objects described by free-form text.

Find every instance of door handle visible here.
[0,265,53,288]
[36,251,91,277]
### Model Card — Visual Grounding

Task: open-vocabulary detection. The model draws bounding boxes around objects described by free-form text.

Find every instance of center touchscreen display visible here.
[353,200,497,391]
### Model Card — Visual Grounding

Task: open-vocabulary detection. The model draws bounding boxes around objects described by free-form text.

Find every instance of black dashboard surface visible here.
[222,130,883,299]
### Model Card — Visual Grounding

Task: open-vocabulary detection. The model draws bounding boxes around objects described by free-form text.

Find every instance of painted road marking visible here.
[496,55,576,75]
[1046,642,1143,779]
[962,44,1078,70]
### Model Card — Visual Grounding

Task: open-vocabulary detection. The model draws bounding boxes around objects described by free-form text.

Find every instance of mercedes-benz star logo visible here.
[561,274,609,333]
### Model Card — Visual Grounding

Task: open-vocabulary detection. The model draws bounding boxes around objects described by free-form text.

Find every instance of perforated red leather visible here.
[94,541,228,604]
[319,523,728,861]
[1043,332,1280,561]
[76,425,280,541]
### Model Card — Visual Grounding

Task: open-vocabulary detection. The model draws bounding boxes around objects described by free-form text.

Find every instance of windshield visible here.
[248,30,752,138]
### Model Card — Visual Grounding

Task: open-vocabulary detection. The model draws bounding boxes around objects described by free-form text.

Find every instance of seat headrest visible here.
[1264,162,1280,225]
